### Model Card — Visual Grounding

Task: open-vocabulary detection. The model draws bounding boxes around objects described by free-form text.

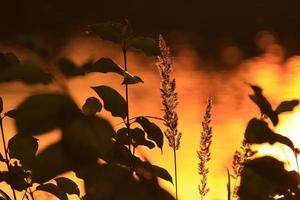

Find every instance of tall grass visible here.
[157,35,182,200]
[197,97,212,200]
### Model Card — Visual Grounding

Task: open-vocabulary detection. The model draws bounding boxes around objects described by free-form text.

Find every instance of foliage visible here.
[0,20,174,200]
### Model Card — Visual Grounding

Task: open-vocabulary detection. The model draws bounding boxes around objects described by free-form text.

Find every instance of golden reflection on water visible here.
[1,36,300,200]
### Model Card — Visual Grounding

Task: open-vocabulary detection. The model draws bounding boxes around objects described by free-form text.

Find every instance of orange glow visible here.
[1,36,300,200]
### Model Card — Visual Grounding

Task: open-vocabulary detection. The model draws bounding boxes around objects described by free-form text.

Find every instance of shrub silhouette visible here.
[0,20,174,200]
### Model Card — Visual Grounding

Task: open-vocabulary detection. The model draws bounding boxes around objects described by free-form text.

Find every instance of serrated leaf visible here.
[131,128,155,149]
[0,62,52,84]
[82,97,102,116]
[37,183,68,200]
[4,110,17,119]
[92,86,127,119]
[135,117,163,149]
[0,97,2,114]
[245,118,294,151]
[30,142,72,183]
[55,177,80,196]
[130,37,160,56]
[8,134,38,164]
[89,22,124,44]
[249,85,278,126]
[15,93,82,135]
[275,100,299,114]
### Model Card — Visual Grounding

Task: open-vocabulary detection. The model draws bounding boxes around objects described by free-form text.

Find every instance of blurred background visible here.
[1,0,300,199]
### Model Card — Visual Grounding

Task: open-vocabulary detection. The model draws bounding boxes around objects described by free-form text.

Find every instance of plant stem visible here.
[0,118,17,200]
[173,144,178,200]
[122,45,132,154]
[294,152,299,173]
[28,187,34,200]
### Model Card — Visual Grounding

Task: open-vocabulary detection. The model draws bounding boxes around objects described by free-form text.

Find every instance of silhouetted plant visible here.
[232,84,300,200]
[157,35,182,200]
[197,97,212,200]
[0,20,175,200]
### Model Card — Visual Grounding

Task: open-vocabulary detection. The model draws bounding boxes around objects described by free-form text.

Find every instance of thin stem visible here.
[28,187,34,200]
[173,144,178,200]
[0,118,17,200]
[294,152,299,173]
[123,45,132,155]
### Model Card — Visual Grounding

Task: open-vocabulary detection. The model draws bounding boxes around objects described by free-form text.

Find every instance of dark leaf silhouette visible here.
[36,183,68,200]
[244,118,294,151]
[30,142,72,183]
[0,153,4,162]
[62,116,115,165]
[130,37,160,56]
[54,177,80,196]
[8,134,38,164]
[90,58,123,75]
[82,97,102,116]
[0,52,20,70]
[92,86,127,119]
[122,73,143,85]
[135,117,164,150]
[4,110,17,119]
[131,128,155,149]
[16,35,50,59]
[0,62,52,84]
[249,85,278,126]
[0,189,11,200]
[151,165,173,183]
[238,156,300,200]
[275,100,299,114]
[89,22,124,44]
[0,97,2,114]
[115,128,130,145]
[89,58,144,85]
[56,58,85,77]
[81,163,152,200]
[2,163,30,191]
[15,93,82,135]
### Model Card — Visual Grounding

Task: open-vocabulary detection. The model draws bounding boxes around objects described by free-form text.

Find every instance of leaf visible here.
[135,117,164,150]
[4,110,17,119]
[122,73,144,85]
[89,58,123,75]
[89,22,125,44]
[244,118,294,151]
[238,156,300,199]
[54,177,80,196]
[82,97,102,115]
[0,52,20,70]
[3,163,30,191]
[151,165,173,183]
[130,37,160,56]
[249,85,278,126]
[0,189,11,200]
[62,116,115,165]
[56,58,85,77]
[0,97,2,114]
[92,86,127,119]
[0,62,52,84]
[30,142,72,183]
[131,128,155,149]
[275,100,299,114]
[116,128,130,145]
[36,183,68,200]
[8,134,38,164]
[15,93,82,135]
[89,58,144,85]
